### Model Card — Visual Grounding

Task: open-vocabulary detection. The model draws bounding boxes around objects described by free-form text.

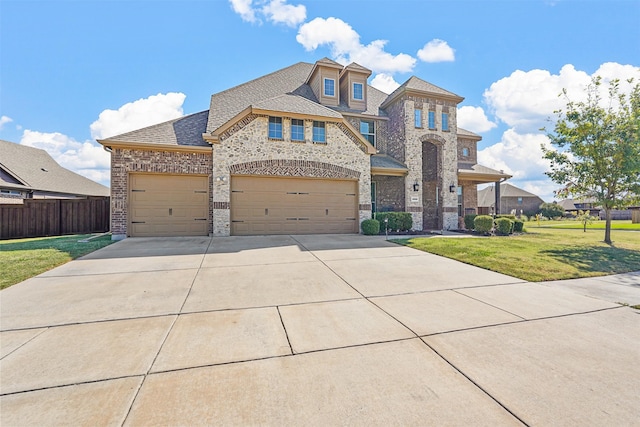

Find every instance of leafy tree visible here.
[539,202,564,219]
[576,210,597,232]
[543,77,640,244]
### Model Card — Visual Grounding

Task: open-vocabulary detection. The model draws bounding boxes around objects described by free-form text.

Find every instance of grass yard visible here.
[525,219,640,230]
[0,234,115,290]
[396,227,640,282]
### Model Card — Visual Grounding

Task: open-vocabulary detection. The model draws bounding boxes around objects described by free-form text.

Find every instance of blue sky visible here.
[1,0,639,201]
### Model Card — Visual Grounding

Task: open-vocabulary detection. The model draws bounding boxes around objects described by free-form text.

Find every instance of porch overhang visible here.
[371,154,409,176]
[458,163,511,184]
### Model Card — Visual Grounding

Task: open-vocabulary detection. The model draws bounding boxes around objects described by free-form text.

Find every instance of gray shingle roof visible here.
[0,139,110,196]
[253,94,343,119]
[477,183,543,207]
[457,128,482,139]
[101,110,209,147]
[207,62,316,132]
[370,154,408,170]
[382,76,464,108]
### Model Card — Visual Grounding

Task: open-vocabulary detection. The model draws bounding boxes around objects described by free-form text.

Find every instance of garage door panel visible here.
[231,176,358,236]
[129,174,209,237]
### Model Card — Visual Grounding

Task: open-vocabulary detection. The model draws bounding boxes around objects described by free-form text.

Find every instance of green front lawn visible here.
[396,227,640,282]
[525,219,640,230]
[0,234,115,290]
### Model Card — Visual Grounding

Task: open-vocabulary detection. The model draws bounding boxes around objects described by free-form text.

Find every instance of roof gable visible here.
[381,76,464,108]
[0,140,109,196]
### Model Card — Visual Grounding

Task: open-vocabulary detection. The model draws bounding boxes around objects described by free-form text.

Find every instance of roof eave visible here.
[371,167,408,176]
[97,139,212,153]
[380,87,465,110]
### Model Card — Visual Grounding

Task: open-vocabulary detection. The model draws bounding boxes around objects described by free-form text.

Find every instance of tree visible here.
[539,202,564,219]
[543,77,640,244]
[576,210,596,232]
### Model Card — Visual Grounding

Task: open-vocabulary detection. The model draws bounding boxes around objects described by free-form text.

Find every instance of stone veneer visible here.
[382,96,460,230]
[211,116,371,236]
[110,148,213,238]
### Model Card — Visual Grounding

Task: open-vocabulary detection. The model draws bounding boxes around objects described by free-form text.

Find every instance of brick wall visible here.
[110,148,213,237]
[372,175,405,212]
[212,116,371,236]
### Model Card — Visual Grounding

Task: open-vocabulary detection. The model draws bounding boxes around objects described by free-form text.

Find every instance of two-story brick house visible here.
[99,58,509,238]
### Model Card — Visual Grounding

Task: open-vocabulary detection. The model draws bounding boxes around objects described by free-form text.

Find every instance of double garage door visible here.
[129,174,209,237]
[231,176,358,236]
[129,174,358,237]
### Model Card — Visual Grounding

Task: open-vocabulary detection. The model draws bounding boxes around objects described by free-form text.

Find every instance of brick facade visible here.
[211,116,371,236]
[371,175,405,212]
[110,148,213,238]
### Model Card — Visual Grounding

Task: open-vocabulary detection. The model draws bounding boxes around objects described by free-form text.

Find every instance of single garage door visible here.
[231,176,358,236]
[129,174,209,237]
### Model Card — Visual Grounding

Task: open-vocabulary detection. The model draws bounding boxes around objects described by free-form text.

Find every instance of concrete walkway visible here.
[1,235,638,426]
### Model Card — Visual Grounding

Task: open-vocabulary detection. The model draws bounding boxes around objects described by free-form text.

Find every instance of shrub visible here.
[495,214,516,220]
[361,219,380,235]
[540,202,564,219]
[375,212,412,232]
[495,217,514,235]
[464,214,477,230]
[513,219,524,232]
[474,215,494,234]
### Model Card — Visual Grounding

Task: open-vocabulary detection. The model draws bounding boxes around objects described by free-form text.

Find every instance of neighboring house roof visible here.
[477,183,543,207]
[99,110,210,148]
[0,139,109,197]
[557,197,598,210]
[458,163,511,183]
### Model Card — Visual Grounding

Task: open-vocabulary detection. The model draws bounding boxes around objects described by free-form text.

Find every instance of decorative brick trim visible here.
[336,122,368,153]
[219,114,259,141]
[229,159,360,179]
[359,203,372,210]
[406,206,423,212]
[443,207,458,213]
[419,133,447,145]
[213,202,229,209]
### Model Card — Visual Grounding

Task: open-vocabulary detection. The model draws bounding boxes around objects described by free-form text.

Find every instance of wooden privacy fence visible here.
[0,197,110,239]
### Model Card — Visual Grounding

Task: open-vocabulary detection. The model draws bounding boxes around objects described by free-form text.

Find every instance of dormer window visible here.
[324,78,335,97]
[353,83,363,100]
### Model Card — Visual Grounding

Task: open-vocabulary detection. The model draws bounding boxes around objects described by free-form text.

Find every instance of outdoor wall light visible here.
[216,176,228,182]
[413,181,420,191]
[449,184,456,193]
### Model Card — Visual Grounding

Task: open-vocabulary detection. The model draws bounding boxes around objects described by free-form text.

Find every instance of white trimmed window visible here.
[324,78,335,97]
[291,119,304,141]
[360,120,375,147]
[312,121,326,143]
[268,116,283,139]
[353,82,363,100]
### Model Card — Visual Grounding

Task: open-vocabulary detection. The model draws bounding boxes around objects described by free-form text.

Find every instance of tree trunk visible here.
[604,208,612,244]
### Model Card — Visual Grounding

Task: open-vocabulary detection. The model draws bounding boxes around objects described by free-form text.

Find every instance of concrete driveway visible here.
[1,235,639,426]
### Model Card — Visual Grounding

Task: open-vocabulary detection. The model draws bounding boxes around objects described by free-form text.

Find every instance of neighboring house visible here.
[0,139,109,204]
[478,183,544,216]
[558,197,636,220]
[98,58,510,238]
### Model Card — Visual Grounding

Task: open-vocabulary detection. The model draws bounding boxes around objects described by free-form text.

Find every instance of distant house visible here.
[558,197,636,220]
[478,183,544,216]
[0,139,109,204]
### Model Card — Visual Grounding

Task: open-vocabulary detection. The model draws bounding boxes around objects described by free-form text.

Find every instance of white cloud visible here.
[478,129,552,181]
[457,106,497,133]
[20,130,110,186]
[90,92,185,140]
[370,73,400,94]
[417,39,455,63]
[229,0,258,23]
[297,17,416,74]
[0,115,13,130]
[483,63,640,132]
[262,0,306,27]
[229,0,306,27]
